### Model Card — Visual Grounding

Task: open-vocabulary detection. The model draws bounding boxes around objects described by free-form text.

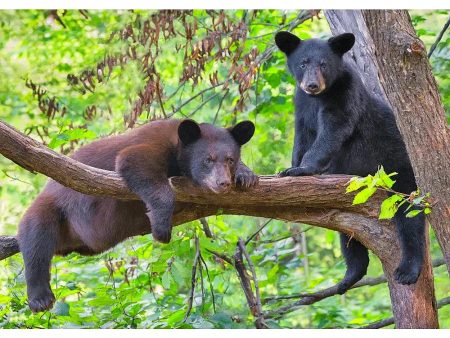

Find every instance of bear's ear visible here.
[275,31,301,55]
[178,119,201,145]
[228,121,255,146]
[328,33,355,55]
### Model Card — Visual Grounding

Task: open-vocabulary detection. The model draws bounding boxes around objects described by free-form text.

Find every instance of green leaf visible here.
[167,309,185,325]
[53,301,70,316]
[379,172,397,189]
[346,177,366,193]
[352,187,377,205]
[379,194,403,219]
[267,264,279,281]
[161,270,172,289]
[406,209,422,218]
[424,207,432,215]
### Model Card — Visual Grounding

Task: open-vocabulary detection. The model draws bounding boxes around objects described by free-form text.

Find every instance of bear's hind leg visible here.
[337,233,369,294]
[393,204,425,285]
[17,196,60,312]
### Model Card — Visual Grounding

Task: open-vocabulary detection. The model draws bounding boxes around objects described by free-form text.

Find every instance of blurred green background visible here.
[0,9,448,328]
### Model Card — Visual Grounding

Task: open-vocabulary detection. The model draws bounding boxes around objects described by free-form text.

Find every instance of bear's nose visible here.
[307,83,319,90]
[217,180,231,188]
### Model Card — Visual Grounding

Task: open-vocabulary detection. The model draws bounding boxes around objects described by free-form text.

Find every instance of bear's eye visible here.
[204,157,214,165]
[320,62,327,69]
[300,63,306,70]
[226,157,234,165]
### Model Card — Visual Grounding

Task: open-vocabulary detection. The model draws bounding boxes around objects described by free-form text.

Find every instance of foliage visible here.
[0,9,449,329]
[346,166,433,219]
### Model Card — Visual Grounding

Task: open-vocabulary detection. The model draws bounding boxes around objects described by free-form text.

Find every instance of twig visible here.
[166,81,187,101]
[249,10,316,68]
[428,15,450,58]
[259,226,312,244]
[263,257,446,318]
[361,296,450,329]
[263,275,387,303]
[155,81,167,118]
[184,235,201,322]
[186,92,221,118]
[206,249,233,265]
[199,254,216,313]
[245,219,273,245]
[200,218,214,238]
[248,10,320,41]
[198,251,205,310]
[212,89,229,125]
[232,242,258,318]
[169,82,225,117]
[238,238,267,329]
[361,317,395,329]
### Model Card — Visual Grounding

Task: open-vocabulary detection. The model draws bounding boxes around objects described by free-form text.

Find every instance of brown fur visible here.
[17,118,257,312]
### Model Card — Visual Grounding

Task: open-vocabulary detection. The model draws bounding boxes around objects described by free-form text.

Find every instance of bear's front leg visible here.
[235,161,259,188]
[116,144,175,243]
[144,184,175,243]
[278,164,319,177]
[280,110,355,177]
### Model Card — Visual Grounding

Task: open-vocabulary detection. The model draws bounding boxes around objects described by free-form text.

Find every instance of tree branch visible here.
[0,120,387,253]
[362,296,450,329]
[428,14,450,58]
[0,236,20,260]
[238,238,267,329]
[262,257,446,318]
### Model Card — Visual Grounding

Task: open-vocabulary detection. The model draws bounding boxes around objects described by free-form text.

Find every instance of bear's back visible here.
[71,119,181,171]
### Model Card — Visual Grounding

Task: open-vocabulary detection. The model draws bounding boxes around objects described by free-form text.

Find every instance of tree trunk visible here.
[325,9,450,274]
[325,10,441,328]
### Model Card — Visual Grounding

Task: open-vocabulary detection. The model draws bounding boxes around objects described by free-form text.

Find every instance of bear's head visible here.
[177,119,255,193]
[275,31,355,96]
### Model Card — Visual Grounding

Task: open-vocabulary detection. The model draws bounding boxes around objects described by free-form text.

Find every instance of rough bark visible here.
[324,9,443,329]
[0,118,440,328]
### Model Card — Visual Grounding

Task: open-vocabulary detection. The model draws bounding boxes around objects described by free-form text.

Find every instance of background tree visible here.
[0,9,449,329]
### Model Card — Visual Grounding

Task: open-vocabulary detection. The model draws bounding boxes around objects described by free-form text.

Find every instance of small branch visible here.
[0,236,20,260]
[186,92,221,118]
[212,89,229,125]
[245,219,272,245]
[428,15,450,58]
[206,249,233,265]
[361,296,450,329]
[184,235,201,322]
[199,254,216,313]
[232,242,258,318]
[263,257,446,318]
[155,81,167,118]
[169,82,225,117]
[250,10,319,67]
[200,218,214,238]
[238,238,267,329]
[258,226,312,244]
[361,317,395,329]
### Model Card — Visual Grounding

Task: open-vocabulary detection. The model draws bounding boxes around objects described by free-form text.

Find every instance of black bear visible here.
[17,118,258,312]
[275,31,425,293]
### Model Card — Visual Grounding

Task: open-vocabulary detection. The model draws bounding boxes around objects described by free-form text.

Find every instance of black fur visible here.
[275,32,425,291]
